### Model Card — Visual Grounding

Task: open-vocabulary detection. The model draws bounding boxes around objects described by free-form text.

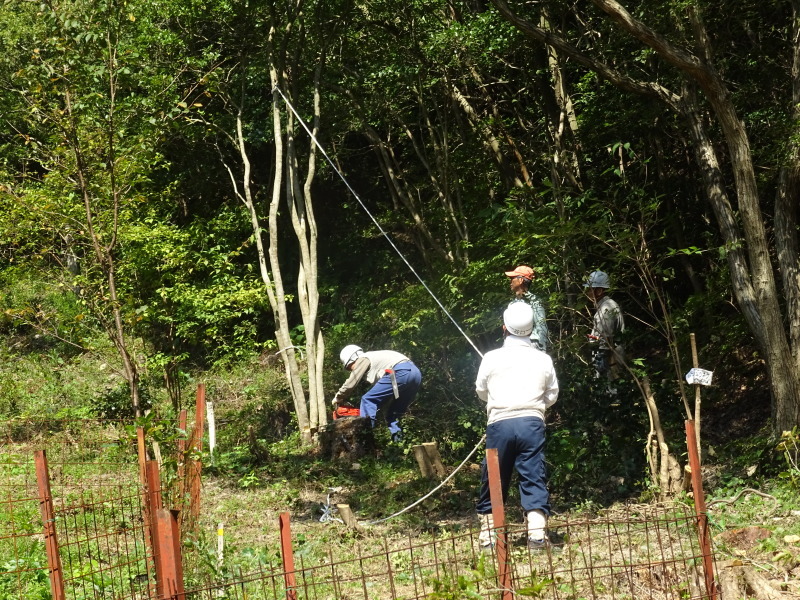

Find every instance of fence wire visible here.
[0,417,196,600]
[2,417,718,600]
[181,504,715,600]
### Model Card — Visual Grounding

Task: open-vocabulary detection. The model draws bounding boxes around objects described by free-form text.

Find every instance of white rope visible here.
[271,86,483,358]
[362,434,486,526]
[319,487,344,523]
[272,86,486,526]
[274,345,305,358]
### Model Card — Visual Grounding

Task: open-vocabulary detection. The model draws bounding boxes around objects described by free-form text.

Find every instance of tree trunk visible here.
[268,80,312,444]
[592,0,800,432]
[304,72,327,431]
[361,125,452,264]
[449,83,525,188]
[285,61,325,431]
[682,91,800,432]
[64,56,141,418]
[640,376,683,498]
[774,0,800,425]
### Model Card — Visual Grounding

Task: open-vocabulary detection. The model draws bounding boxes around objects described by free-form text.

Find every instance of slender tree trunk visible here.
[361,125,452,264]
[540,9,584,196]
[775,0,800,387]
[449,83,525,188]
[299,61,326,429]
[62,44,141,417]
[640,376,683,498]
[268,65,312,443]
[770,0,800,428]
[405,82,470,264]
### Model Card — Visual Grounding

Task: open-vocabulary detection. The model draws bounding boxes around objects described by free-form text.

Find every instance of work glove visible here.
[331,395,339,406]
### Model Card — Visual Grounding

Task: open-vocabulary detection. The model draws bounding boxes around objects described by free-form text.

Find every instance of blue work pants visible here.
[360,361,421,440]
[476,416,549,516]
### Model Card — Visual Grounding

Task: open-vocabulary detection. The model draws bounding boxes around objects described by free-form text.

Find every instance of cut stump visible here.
[319,417,374,462]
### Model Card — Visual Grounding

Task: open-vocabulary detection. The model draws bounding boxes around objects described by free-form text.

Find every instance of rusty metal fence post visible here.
[152,508,185,599]
[146,459,186,599]
[279,512,298,600]
[137,426,157,598]
[34,450,65,600]
[177,409,188,504]
[169,509,186,598]
[685,420,718,600]
[486,448,513,600]
[188,384,205,529]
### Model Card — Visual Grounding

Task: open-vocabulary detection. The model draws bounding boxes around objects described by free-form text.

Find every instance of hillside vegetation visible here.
[2,0,800,595]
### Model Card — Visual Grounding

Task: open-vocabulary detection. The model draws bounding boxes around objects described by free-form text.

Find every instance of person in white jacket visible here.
[475,302,559,551]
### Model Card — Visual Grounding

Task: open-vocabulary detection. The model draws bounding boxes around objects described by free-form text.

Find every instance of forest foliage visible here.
[1,0,799,498]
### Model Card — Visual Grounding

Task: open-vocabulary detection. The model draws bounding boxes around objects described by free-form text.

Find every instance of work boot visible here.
[526,509,547,549]
[478,513,495,552]
[527,537,551,552]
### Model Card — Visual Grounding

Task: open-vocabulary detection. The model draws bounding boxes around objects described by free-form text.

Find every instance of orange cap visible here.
[504,265,534,281]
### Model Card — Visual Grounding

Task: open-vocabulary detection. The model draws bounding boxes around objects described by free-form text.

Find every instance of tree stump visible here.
[412,442,446,479]
[319,417,374,462]
[717,560,790,600]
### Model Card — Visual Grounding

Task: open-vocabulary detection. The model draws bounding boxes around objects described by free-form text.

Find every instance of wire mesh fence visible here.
[179,503,716,600]
[55,482,153,600]
[0,414,201,600]
[0,485,49,600]
[1,410,720,600]
[0,418,140,600]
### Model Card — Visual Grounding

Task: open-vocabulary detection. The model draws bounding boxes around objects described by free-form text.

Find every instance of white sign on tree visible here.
[685,368,714,386]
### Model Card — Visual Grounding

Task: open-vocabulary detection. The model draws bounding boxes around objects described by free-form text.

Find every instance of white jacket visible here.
[336,350,411,400]
[476,336,559,425]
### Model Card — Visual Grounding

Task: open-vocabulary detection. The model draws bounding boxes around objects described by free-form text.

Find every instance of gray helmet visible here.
[584,270,611,289]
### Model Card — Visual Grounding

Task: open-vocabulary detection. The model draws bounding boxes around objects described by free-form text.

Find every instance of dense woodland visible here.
[1,0,800,500]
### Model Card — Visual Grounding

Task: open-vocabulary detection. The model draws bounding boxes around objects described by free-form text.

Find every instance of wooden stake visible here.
[336,504,363,531]
[412,444,433,478]
[152,442,163,469]
[690,333,702,455]
[207,400,217,457]
[422,442,446,478]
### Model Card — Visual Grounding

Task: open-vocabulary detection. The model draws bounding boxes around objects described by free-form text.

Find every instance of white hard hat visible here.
[503,303,534,337]
[584,270,611,288]
[339,345,363,368]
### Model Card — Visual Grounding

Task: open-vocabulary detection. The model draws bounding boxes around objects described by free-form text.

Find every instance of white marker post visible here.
[216,522,224,597]
[206,401,216,457]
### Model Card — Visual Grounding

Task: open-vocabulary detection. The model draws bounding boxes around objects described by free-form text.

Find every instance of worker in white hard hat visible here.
[475,302,559,552]
[584,270,625,379]
[334,345,422,441]
[504,265,550,353]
